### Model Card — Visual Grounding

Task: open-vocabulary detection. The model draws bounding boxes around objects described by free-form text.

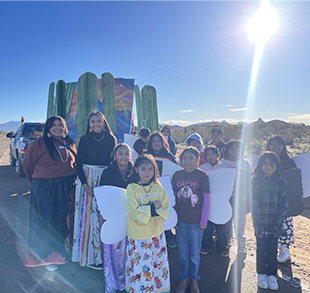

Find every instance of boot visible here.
[190,278,200,293]
[176,279,190,293]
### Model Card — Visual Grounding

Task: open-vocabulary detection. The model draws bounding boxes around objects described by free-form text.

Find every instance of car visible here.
[8,122,45,177]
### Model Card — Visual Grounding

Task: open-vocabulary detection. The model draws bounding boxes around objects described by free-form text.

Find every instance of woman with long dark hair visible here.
[72,111,117,269]
[23,115,77,271]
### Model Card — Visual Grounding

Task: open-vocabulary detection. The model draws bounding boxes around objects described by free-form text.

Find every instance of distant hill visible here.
[0,121,22,132]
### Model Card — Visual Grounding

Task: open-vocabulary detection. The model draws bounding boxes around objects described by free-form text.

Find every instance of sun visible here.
[247,2,278,45]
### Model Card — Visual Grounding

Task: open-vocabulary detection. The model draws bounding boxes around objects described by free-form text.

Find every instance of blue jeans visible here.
[176,221,203,281]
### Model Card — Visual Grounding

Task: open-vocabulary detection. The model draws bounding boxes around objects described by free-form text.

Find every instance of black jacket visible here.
[99,160,134,189]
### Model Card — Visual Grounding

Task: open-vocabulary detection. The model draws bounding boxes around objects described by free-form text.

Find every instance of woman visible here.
[72,111,117,269]
[146,131,177,249]
[22,115,77,271]
[99,143,134,293]
[266,136,297,263]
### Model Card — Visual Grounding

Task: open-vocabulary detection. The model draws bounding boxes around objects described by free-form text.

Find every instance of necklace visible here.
[93,132,105,141]
[53,141,69,163]
[139,182,153,196]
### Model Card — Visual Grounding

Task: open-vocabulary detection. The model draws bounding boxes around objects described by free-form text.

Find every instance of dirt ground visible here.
[244,197,310,291]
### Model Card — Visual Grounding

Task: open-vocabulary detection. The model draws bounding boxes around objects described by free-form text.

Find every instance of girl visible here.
[252,152,288,290]
[266,136,297,263]
[182,133,206,166]
[146,131,177,166]
[99,143,134,293]
[221,140,252,255]
[146,131,177,249]
[126,154,170,293]
[72,111,117,269]
[172,147,210,293]
[200,145,229,257]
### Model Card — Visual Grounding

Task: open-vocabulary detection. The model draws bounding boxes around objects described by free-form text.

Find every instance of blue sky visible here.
[0,1,309,126]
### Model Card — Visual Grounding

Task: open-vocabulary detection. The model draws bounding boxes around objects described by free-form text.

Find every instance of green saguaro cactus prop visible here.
[141,85,159,132]
[66,82,76,119]
[101,72,116,133]
[76,72,98,144]
[56,80,68,120]
[135,85,145,131]
[47,82,55,119]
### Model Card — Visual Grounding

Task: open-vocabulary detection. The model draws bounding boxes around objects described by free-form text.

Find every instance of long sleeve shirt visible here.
[22,137,76,181]
[251,173,288,236]
[76,132,116,184]
[126,182,169,240]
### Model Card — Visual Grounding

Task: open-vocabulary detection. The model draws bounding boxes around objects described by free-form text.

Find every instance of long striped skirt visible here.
[72,164,106,266]
[26,175,76,267]
[126,233,170,293]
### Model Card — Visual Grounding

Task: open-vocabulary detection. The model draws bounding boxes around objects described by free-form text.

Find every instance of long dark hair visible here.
[131,154,159,184]
[83,111,117,159]
[146,131,170,155]
[85,111,114,137]
[266,136,292,161]
[222,140,244,160]
[254,151,283,177]
[43,115,75,161]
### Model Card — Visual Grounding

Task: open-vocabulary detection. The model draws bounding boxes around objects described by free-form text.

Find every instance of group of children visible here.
[74,117,292,293]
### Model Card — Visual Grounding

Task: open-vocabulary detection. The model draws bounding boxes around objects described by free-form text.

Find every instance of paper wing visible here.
[94,186,128,244]
[159,175,178,230]
[207,168,236,224]
[124,133,139,162]
[162,160,182,178]
[293,153,310,198]
[246,153,260,173]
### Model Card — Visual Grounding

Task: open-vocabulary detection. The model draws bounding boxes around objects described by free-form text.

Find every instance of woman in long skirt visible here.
[22,116,77,271]
[72,111,117,269]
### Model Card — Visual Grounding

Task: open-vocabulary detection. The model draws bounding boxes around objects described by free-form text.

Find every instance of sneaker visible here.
[238,242,247,254]
[268,275,279,290]
[167,238,177,249]
[200,248,212,255]
[278,247,291,263]
[87,264,103,270]
[46,265,58,271]
[219,248,229,258]
[257,274,268,289]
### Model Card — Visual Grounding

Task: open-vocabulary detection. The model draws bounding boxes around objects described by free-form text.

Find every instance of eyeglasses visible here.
[263,162,276,168]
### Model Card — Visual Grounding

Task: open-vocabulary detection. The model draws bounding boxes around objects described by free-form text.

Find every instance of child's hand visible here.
[154,201,161,209]
[198,225,207,230]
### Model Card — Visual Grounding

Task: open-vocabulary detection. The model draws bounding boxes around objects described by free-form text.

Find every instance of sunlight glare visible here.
[247,2,278,45]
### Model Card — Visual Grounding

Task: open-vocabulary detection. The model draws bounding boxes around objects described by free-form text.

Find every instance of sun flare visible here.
[247,2,278,45]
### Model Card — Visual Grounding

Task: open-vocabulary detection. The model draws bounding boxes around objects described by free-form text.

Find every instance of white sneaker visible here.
[278,247,291,263]
[238,242,247,254]
[46,265,58,271]
[258,274,268,289]
[268,275,279,290]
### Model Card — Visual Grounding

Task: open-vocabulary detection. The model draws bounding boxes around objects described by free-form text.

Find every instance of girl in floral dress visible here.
[126,154,170,293]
